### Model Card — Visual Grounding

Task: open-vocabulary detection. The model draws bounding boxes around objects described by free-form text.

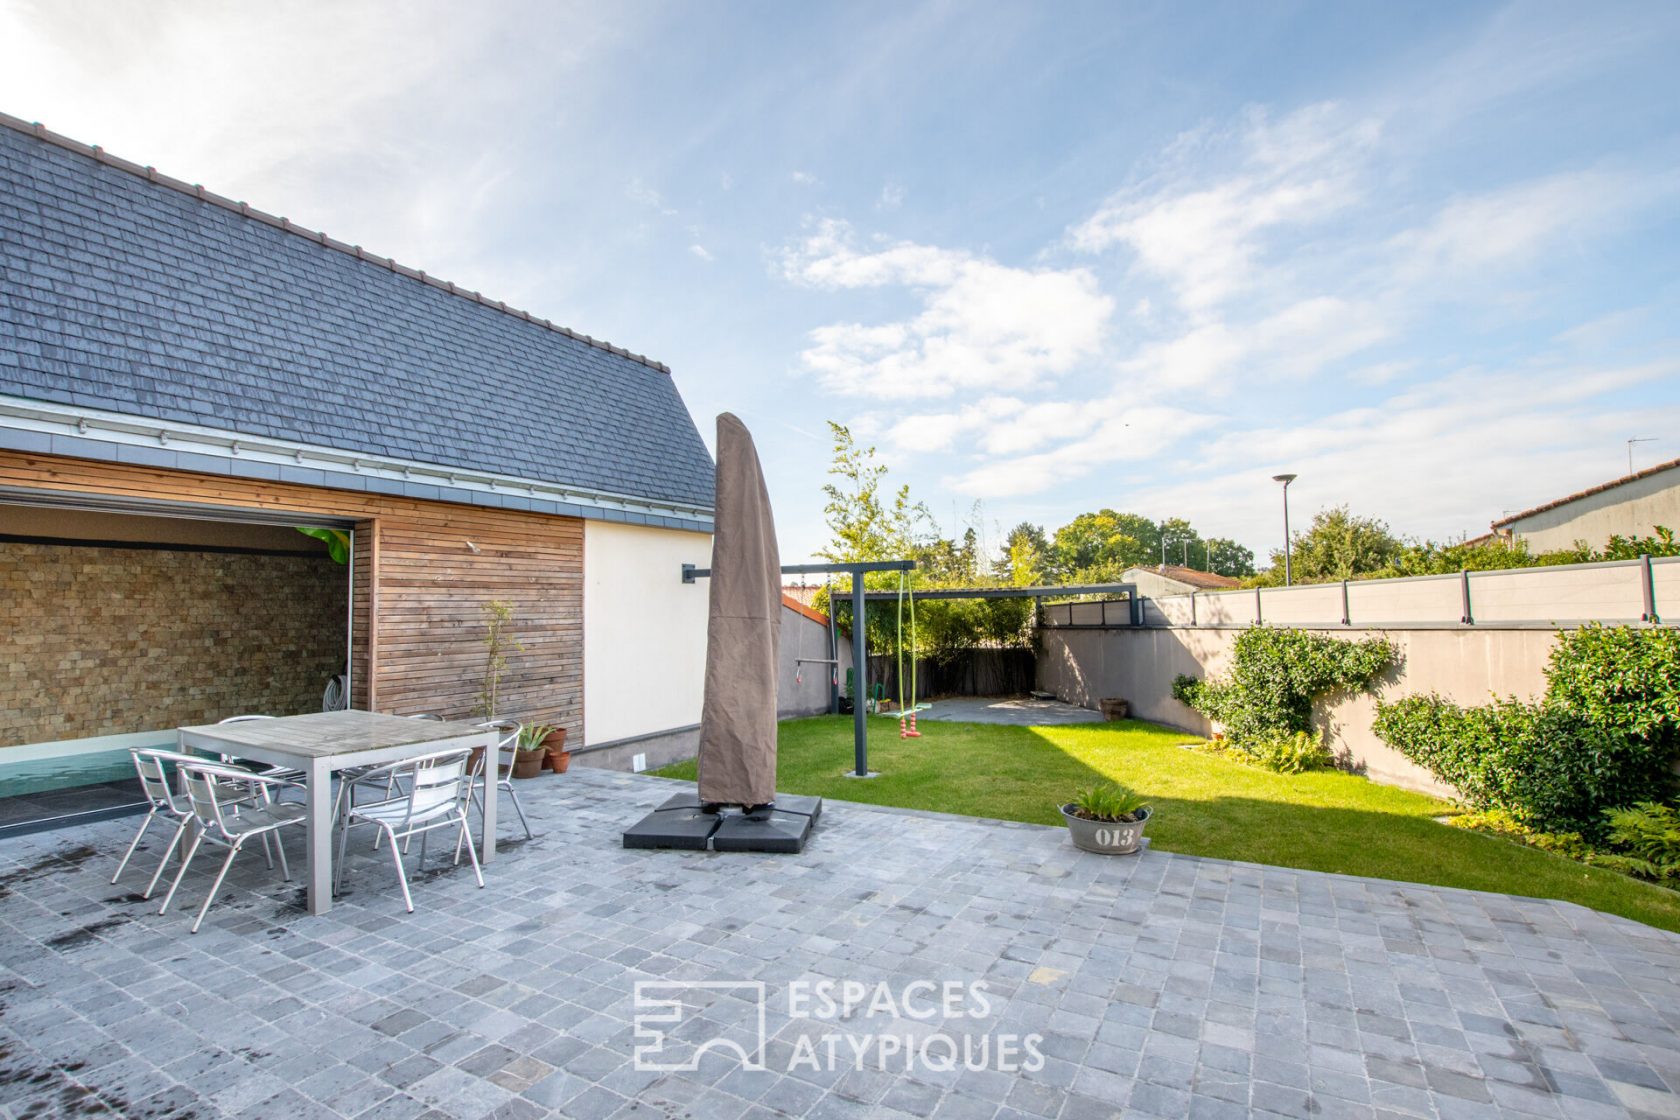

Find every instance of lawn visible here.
[657,714,1680,933]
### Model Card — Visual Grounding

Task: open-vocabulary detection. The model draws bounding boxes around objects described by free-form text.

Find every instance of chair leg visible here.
[142,816,191,900]
[274,828,291,882]
[417,829,428,868]
[260,831,274,871]
[384,825,414,913]
[334,816,353,896]
[112,811,155,884]
[190,840,242,934]
[504,782,533,840]
[158,829,204,916]
[458,814,484,888]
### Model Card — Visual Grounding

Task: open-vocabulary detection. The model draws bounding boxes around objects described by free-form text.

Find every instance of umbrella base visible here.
[622,792,821,852]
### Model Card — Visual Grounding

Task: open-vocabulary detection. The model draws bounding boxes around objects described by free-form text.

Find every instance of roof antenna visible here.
[1628,437,1657,477]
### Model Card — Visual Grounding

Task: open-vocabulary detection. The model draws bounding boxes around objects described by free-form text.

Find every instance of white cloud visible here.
[688,244,714,261]
[780,220,1114,399]
[627,177,678,217]
[790,169,819,186]
[1070,103,1382,314]
[1388,169,1654,280]
[1130,361,1680,546]
[878,181,906,210]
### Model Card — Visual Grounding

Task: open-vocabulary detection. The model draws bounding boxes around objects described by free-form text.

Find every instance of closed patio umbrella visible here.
[697,412,781,810]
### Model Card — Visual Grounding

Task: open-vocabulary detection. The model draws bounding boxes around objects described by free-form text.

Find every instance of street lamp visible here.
[1272,473,1297,586]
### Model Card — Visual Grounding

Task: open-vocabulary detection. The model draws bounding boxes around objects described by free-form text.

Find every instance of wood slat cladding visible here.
[0,451,584,741]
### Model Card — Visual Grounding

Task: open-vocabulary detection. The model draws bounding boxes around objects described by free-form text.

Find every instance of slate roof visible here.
[0,115,715,513]
[1492,455,1680,529]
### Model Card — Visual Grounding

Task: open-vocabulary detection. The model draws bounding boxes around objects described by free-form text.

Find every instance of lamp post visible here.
[1272,473,1297,586]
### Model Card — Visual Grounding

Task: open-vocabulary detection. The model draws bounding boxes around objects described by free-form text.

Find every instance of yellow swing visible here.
[897,571,931,739]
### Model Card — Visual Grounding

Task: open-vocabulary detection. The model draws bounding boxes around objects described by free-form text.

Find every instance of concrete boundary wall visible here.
[1037,558,1679,797]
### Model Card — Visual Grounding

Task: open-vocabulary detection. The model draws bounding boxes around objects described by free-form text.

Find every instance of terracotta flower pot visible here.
[1099,697,1129,721]
[512,749,546,780]
[541,727,568,773]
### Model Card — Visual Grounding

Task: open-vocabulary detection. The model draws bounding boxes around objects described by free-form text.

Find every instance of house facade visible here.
[1492,456,1680,553]
[0,113,715,778]
[1121,564,1243,600]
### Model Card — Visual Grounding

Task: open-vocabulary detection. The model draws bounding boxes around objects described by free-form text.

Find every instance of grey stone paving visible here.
[3,767,1680,1119]
[918,697,1104,726]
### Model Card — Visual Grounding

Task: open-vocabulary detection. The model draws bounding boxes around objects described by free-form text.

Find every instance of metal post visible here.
[1272,473,1297,586]
[1641,553,1658,623]
[851,570,870,777]
[1340,579,1350,626]
[1255,587,1263,625]
[1460,569,1473,625]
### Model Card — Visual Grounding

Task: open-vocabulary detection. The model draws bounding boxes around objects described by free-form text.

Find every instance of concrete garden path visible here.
[916,696,1105,726]
[2,767,1678,1119]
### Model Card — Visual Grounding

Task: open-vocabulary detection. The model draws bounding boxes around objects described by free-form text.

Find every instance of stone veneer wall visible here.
[2,541,348,745]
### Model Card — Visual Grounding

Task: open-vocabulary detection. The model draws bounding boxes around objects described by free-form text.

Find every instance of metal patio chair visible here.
[111,748,270,899]
[156,761,307,933]
[333,747,483,912]
[216,715,308,795]
[468,719,531,841]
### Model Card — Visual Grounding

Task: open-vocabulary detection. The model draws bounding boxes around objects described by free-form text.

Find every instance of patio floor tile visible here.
[2,767,1679,1119]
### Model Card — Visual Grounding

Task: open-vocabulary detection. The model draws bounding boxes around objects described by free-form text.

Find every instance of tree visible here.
[818,422,927,563]
[1051,510,1157,581]
[1204,537,1255,577]
[1157,517,1201,567]
[1257,506,1402,584]
[997,522,1050,586]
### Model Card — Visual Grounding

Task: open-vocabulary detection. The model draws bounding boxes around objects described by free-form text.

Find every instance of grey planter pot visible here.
[1060,804,1151,855]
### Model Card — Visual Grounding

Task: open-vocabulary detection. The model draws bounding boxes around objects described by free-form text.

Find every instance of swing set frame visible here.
[682,559,915,778]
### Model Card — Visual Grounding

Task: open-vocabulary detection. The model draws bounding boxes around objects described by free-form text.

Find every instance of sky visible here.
[2,0,1678,564]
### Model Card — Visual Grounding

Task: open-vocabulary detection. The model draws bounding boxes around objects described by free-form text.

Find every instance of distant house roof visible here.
[781,593,828,625]
[1124,564,1243,590]
[0,113,715,528]
[1492,455,1680,530]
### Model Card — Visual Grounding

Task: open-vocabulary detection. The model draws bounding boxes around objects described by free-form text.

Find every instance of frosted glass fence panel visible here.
[1654,558,1680,620]
[1152,595,1197,626]
[1344,575,1460,624]
[1470,563,1642,623]
[1198,590,1253,626]
[1258,583,1345,625]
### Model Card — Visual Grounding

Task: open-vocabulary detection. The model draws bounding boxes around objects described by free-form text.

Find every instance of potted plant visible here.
[513,724,551,779]
[542,726,571,773]
[1098,697,1130,720]
[1060,782,1151,855]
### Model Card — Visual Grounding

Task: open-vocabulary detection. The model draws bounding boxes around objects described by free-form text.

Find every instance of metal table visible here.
[178,711,497,916]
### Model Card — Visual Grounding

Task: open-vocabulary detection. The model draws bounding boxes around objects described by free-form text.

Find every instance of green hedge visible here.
[1374,626,1680,835]
[1172,627,1396,752]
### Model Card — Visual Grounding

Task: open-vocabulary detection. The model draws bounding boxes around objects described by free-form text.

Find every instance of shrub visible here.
[1172,628,1396,753]
[1373,626,1680,836]
[1068,782,1150,822]
[1546,625,1680,743]
[1603,802,1680,878]
[1249,731,1336,773]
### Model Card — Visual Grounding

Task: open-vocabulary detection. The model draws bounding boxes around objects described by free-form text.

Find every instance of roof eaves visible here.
[1491,455,1680,529]
[0,111,672,376]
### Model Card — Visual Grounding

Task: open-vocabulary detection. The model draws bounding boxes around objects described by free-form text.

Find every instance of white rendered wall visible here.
[583,522,712,745]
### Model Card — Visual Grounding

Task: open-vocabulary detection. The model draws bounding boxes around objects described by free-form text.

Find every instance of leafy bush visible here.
[1444,809,1594,860]
[1172,628,1396,753]
[1545,625,1680,742]
[1249,731,1336,773]
[1370,695,1667,836]
[1603,803,1680,878]
[1374,626,1680,836]
[1068,782,1150,822]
